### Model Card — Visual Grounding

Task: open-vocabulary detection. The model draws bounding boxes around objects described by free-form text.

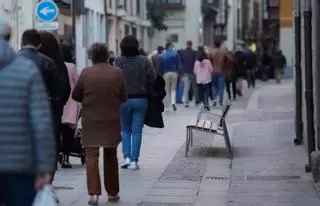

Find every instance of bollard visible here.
[303,0,316,173]
[293,0,303,145]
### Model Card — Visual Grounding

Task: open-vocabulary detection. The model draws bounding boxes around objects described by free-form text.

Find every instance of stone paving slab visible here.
[141,196,196,204]
[227,83,320,206]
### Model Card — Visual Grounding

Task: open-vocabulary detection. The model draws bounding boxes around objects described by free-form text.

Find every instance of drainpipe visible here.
[104,0,109,44]
[293,0,303,145]
[72,0,76,64]
[314,0,320,151]
[303,0,315,173]
[310,0,320,183]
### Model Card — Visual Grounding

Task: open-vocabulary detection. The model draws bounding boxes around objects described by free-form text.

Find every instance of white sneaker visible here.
[121,158,131,169]
[128,162,140,170]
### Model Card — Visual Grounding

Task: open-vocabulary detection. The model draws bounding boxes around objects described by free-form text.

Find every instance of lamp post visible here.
[293,0,303,145]
[313,0,320,152]
[303,0,315,173]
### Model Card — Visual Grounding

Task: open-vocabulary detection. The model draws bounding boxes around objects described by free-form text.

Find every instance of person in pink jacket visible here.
[61,47,79,168]
[194,49,213,111]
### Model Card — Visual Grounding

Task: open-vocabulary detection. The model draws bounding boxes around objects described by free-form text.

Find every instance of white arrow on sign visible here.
[40,7,55,16]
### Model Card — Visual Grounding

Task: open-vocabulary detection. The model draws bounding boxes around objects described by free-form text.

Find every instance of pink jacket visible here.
[62,62,79,125]
[194,59,213,84]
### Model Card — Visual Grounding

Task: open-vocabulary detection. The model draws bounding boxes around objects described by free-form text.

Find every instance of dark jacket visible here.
[245,51,257,71]
[0,38,56,174]
[272,51,287,69]
[234,50,246,77]
[19,48,61,105]
[115,56,156,99]
[145,75,166,128]
[19,47,70,150]
[180,48,197,74]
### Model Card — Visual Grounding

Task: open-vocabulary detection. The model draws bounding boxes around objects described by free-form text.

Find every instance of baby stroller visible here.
[58,111,85,166]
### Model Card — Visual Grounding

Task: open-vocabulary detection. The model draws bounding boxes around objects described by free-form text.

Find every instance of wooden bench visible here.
[185,104,232,158]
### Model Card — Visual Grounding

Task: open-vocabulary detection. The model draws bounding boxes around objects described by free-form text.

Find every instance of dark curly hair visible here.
[39,31,62,64]
[120,35,139,57]
[88,43,109,64]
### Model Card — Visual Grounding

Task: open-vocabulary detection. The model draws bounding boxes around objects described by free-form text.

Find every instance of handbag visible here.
[33,185,59,206]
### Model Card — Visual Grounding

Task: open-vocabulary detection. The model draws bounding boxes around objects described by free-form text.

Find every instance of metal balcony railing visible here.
[159,0,186,10]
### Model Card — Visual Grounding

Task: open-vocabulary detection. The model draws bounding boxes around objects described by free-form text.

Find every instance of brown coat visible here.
[209,48,232,74]
[72,63,127,148]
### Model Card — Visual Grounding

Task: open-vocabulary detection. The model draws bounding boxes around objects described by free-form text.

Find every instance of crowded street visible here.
[52,81,320,205]
[1,0,320,206]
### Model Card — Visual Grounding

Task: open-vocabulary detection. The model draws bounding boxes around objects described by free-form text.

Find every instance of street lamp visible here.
[293,0,303,146]
[303,0,315,173]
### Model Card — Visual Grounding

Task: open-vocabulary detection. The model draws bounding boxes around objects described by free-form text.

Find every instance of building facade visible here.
[0,0,35,50]
[151,0,221,50]
[74,0,151,70]
[106,0,151,55]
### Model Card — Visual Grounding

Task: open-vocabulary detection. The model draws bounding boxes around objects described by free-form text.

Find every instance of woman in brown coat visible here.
[72,43,127,205]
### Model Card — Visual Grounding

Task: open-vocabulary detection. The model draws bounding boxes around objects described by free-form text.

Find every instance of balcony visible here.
[158,0,186,10]
[202,0,219,19]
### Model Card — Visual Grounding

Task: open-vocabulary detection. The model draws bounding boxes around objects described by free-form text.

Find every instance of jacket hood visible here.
[0,37,15,69]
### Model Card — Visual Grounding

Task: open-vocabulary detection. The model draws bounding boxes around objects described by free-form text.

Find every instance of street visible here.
[53,80,320,206]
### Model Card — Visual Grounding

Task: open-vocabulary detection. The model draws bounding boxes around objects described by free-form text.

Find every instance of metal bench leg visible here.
[185,128,190,157]
[222,120,233,158]
[190,130,194,147]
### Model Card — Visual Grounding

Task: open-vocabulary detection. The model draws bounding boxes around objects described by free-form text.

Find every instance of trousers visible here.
[85,147,119,196]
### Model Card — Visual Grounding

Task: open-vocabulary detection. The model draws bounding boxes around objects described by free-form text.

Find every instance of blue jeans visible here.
[0,174,36,206]
[197,83,210,106]
[212,74,225,104]
[121,98,148,162]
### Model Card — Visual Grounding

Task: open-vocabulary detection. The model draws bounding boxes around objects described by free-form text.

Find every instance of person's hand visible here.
[35,174,52,190]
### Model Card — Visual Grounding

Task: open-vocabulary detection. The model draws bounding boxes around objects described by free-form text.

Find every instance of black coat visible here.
[145,75,166,128]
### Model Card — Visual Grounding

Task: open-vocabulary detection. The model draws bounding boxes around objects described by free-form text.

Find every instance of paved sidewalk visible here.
[54,80,284,206]
[139,82,261,206]
[227,83,320,206]
[55,111,191,206]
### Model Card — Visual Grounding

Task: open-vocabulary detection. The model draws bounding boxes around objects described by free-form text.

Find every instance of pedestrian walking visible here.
[225,51,237,101]
[115,36,156,170]
[38,32,71,177]
[180,41,199,107]
[139,48,147,56]
[0,35,56,206]
[193,49,213,111]
[72,43,127,205]
[151,46,164,69]
[245,48,257,88]
[234,46,246,97]
[61,45,79,169]
[208,40,230,106]
[157,42,182,111]
[272,49,286,84]
[18,30,68,176]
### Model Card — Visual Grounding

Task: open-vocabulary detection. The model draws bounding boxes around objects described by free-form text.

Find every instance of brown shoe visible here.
[108,195,120,202]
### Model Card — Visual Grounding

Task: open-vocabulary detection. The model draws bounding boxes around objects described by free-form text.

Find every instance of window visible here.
[136,0,140,15]
[124,0,127,10]
[268,0,279,7]
[132,27,137,38]
[167,34,178,43]
[124,24,130,36]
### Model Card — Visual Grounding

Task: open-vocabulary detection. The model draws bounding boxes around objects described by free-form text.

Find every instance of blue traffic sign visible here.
[36,1,59,22]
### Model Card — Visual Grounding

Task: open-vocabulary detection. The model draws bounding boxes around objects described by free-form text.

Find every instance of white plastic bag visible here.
[33,185,59,206]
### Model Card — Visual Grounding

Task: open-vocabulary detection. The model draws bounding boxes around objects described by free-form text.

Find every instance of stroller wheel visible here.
[81,155,85,165]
